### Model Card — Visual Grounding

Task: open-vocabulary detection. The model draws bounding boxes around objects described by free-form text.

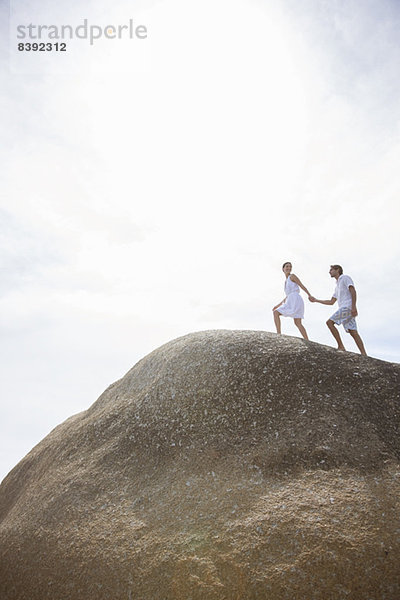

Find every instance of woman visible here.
[272,262,312,340]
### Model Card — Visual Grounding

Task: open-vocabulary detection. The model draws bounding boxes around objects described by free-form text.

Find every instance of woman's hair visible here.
[282,261,292,270]
[330,264,343,275]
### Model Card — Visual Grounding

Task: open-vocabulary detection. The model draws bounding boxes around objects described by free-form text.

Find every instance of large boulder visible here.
[1,330,400,599]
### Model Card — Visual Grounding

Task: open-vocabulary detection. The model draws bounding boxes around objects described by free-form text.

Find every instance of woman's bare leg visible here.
[273,310,281,334]
[294,318,309,340]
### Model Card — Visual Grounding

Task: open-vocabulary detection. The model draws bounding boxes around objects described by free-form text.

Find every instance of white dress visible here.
[277,275,304,319]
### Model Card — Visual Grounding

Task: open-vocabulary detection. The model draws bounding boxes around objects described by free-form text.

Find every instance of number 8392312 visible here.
[18,42,67,51]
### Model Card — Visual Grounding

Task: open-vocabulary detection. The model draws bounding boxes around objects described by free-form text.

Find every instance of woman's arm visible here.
[272,298,286,311]
[290,274,312,298]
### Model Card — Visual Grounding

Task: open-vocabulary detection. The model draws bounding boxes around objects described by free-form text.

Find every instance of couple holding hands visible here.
[272,262,367,355]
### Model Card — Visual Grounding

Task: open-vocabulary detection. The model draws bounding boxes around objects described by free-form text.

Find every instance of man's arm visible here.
[349,285,358,317]
[309,296,337,306]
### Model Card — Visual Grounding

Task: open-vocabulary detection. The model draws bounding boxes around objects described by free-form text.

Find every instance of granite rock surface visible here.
[1,330,400,599]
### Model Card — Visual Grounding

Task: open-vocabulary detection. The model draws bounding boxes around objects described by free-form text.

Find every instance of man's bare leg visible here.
[273,310,281,334]
[294,318,309,340]
[327,319,346,351]
[348,329,367,356]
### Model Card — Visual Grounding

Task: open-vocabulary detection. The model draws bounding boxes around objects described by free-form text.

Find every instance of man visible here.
[310,265,367,355]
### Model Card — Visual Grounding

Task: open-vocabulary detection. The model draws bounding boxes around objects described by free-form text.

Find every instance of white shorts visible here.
[330,307,357,332]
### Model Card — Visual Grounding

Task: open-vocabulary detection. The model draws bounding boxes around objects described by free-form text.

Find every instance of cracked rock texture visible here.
[1,330,400,599]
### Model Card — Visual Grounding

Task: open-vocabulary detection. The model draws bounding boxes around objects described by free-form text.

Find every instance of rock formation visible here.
[1,330,400,599]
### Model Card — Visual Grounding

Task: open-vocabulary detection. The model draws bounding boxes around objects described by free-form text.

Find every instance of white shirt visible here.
[333,274,354,308]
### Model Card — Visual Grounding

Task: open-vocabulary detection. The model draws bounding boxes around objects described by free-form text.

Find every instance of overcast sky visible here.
[1,0,399,482]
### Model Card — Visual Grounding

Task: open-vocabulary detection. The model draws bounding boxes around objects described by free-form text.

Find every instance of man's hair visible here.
[282,261,292,269]
[330,264,343,275]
